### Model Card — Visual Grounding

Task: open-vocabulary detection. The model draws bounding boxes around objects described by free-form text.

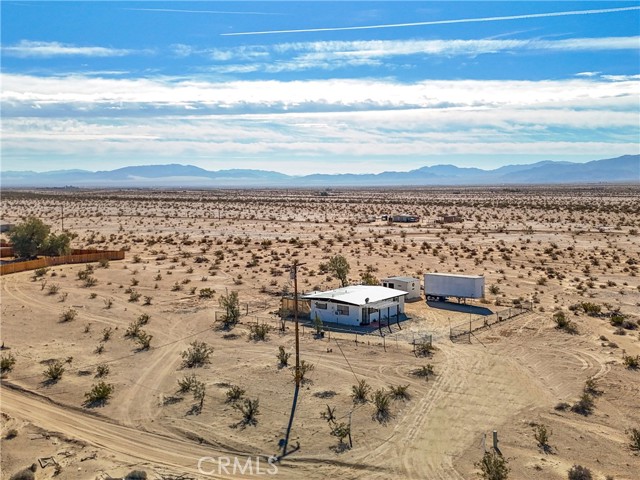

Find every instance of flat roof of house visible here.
[302,285,407,306]
[382,276,419,283]
[425,273,484,279]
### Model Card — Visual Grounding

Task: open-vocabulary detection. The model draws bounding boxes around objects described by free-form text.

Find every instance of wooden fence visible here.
[0,249,125,275]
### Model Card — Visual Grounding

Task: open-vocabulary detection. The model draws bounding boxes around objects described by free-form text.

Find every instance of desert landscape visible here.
[1,185,639,480]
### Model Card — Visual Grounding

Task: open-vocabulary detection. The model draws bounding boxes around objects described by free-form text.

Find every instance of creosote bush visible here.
[233,398,260,426]
[249,322,271,341]
[181,341,214,368]
[475,451,509,480]
[226,385,246,403]
[1,353,17,373]
[627,427,640,451]
[43,360,65,382]
[84,381,114,406]
[277,346,291,367]
[533,423,552,452]
[567,465,592,480]
[59,307,77,323]
[292,360,315,383]
[571,393,594,415]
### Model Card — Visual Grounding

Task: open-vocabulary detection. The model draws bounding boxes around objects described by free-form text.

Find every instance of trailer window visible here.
[336,305,349,316]
[315,302,327,310]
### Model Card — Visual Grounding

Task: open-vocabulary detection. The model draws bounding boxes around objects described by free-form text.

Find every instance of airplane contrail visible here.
[127,8,284,16]
[221,6,640,36]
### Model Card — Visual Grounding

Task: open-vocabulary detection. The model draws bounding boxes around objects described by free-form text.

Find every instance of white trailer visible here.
[424,273,484,302]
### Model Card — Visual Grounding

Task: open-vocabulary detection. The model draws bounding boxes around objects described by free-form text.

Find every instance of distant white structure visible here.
[381,276,421,301]
[303,285,407,327]
[424,273,485,302]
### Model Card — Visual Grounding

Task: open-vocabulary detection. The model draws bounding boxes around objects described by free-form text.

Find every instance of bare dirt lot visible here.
[1,186,639,479]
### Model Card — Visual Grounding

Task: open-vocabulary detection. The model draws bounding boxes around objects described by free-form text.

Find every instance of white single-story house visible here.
[302,285,407,327]
[381,276,421,301]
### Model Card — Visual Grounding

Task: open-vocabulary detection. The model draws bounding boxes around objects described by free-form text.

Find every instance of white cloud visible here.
[2,40,143,58]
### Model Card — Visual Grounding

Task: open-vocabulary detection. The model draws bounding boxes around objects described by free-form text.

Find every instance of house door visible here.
[361,307,370,326]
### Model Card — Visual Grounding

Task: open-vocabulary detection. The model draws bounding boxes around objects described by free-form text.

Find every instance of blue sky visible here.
[1,1,639,174]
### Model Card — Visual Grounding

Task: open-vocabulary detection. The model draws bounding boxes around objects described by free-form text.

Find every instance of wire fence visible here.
[449,301,533,341]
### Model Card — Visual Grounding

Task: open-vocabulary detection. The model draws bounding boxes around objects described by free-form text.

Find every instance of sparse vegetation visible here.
[277,346,291,367]
[233,398,260,426]
[351,379,371,403]
[84,381,114,406]
[475,451,510,480]
[1,353,16,373]
[567,465,593,480]
[43,360,65,382]
[181,341,214,368]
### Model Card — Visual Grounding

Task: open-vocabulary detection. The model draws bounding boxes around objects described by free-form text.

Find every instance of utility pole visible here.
[61,203,64,232]
[281,260,305,458]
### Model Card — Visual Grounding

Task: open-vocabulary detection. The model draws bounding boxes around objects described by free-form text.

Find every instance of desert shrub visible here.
[553,311,577,334]
[233,398,260,426]
[389,384,410,400]
[124,321,142,339]
[415,340,434,357]
[84,381,114,406]
[488,284,500,295]
[218,291,240,328]
[571,393,594,415]
[132,254,142,263]
[533,423,552,452]
[143,296,153,305]
[137,313,150,325]
[475,451,509,480]
[292,360,314,383]
[226,385,246,403]
[95,363,110,377]
[102,327,112,342]
[249,323,271,341]
[59,307,77,322]
[5,428,18,439]
[104,298,113,309]
[1,353,16,373]
[47,284,60,295]
[413,364,435,379]
[351,379,371,404]
[623,354,639,369]
[181,341,214,368]
[124,471,147,480]
[9,466,36,480]
[199,287,215,299]
[277,346,291,367]
[83,276,98,287]
[135,330,153,350]
[372,389,390,422]
[579,302,601,316]
[43,360,65,382]
[627,427,640,450]
[555,402,570,411]
[175,374,196,393]
[321,404,337,422]
[330,421,351,446]
[584,377,600,395]
[34,267,49,278]
[567,465,592,480]
[128,290,141,302]
[98,258,110,268]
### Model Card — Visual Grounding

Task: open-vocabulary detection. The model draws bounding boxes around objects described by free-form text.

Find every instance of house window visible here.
[336,305,349,316]
[315,302,327,310]
[393,297,399,302]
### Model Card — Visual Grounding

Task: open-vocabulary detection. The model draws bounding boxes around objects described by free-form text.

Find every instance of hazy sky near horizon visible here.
[1,1,639,174]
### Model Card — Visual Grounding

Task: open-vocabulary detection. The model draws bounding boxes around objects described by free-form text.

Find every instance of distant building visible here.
[0,223,15,233]
[392,214,420,223]
[439,215,462,223]
[381,276,421,301]
[303,285,407,327]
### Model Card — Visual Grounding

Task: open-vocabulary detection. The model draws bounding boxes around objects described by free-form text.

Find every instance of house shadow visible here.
[294,313,411,335]
[426,301,494,316]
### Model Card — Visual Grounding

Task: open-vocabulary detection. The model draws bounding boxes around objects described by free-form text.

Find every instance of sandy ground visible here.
[1,186,639,479]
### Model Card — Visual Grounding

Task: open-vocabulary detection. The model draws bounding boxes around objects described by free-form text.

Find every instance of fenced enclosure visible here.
[449,301,532,341]
[0,249,125,275]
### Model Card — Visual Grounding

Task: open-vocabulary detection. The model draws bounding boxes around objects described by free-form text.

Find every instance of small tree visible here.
[41,232,72,256]
[8,217,50,258]
[533,424,552,452]
[313,314,323,336]
[328,255,350,287]
[218,291,241,329]
[475,451,509,480]
[181,341,214,368]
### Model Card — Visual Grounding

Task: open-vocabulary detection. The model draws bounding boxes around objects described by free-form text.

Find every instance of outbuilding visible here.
[381,276,421,301]
[302,285,407,327]
[392,214,420,223]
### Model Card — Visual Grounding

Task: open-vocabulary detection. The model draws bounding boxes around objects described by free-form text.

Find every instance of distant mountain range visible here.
[1,155,638,187]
